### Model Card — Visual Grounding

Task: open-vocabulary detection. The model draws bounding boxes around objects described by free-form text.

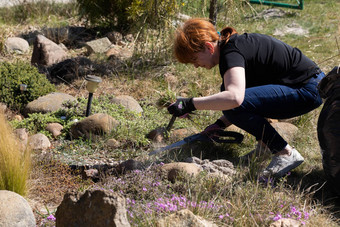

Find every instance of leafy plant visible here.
[0,61,55,112]
[76,0,177,32]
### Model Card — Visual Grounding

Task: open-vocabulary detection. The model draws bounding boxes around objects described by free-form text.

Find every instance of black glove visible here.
[167,98,196,117]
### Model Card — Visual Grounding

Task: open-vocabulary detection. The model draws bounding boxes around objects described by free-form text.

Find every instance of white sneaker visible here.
[239,143,271,163]
[261,148,304,178]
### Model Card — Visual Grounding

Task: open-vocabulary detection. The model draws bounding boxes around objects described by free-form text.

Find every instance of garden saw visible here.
[148,130,243,156]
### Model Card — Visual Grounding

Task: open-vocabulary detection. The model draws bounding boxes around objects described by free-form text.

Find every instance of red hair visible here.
[173,18,237,63]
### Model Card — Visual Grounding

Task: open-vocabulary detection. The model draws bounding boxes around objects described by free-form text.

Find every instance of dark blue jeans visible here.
[223,72,325,153]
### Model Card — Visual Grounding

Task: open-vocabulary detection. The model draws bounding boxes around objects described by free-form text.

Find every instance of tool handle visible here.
[166,115,177,132]
[210,130,244,144]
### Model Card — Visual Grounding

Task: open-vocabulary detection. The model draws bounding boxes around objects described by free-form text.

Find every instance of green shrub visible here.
[76,0,177,32]
[0,61,55,112]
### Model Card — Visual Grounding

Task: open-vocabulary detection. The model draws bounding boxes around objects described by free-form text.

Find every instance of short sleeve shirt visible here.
[219,33,320,90]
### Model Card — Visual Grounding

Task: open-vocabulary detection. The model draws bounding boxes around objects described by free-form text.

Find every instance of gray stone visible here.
[28,133,51,150]
[42,27,69,44]
[24,92,76,114]
[0,190,36,227]
[55,189,130,227]
[31,35,68,66]
[85,37,112,54]
[110,95,143,113]
[185,157,235,177]
[156,209,217,227]
[70,113,119,140]
[5,37,29,54]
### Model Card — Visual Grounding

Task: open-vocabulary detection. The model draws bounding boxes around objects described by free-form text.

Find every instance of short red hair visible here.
[173,18,237,64]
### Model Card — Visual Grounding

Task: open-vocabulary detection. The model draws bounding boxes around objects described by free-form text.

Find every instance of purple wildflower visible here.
[273,213,282,221]
[47,214,56,221]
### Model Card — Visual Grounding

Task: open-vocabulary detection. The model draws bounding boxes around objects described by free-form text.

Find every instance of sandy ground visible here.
[0,0,74,8]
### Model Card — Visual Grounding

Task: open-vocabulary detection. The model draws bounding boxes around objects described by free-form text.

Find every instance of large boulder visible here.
[70,113,119,140]
[0,190,36,227]
[55,189,130,227]
[31,35,68,66]
[24,92,76,115]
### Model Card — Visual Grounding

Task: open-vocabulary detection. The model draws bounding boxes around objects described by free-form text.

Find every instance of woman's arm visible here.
[192,67,246,110]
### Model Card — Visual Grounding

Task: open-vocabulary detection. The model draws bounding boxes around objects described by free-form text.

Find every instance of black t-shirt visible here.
[219,33,320,90]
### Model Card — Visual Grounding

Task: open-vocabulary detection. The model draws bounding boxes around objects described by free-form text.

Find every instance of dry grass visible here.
[0,110,31,196]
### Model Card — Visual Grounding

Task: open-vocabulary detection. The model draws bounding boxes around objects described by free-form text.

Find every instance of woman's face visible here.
[192,42,218,69]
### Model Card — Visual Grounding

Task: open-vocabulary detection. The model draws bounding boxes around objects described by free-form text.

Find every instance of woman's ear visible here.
[205,42,214,54]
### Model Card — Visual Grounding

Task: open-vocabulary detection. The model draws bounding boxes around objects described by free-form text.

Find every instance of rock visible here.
[117,159,144,174]
[28,133,51,150]
[70,113,119,140]
[0,190,36,227]
[46,123,63,138]
[82,168,99,181]
[47,57,111,84]
[106,138,121,148]
[156,209,217,227]
[186,157,235,178]
[146,127,166,143]
[109,95,143,113]
[0,102,6,113]
[274,22,309,37]
[270,218,302,227]
[14,128,29,151]
[31,34,68,66]
[106,31,123,44]
[271,122,299,144]
[5,37,29,54]
[24,92,76,115]
[85,37,112,54]
[255,8,287,20]
[41,27,69,44]
[161,162,202,182]
[14,115,23,121]
[56,189,130,227]
[106,45,133,60]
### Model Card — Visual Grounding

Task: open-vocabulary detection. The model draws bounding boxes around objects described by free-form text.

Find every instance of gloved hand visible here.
[201,119,226,137]
[167,98,196,117]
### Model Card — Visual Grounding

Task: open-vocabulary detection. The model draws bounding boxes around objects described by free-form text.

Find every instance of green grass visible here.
[0,0,339,226]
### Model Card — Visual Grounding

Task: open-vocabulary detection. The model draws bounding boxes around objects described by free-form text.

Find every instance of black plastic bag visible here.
[317,66,340,195]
